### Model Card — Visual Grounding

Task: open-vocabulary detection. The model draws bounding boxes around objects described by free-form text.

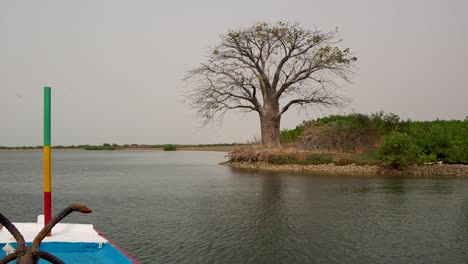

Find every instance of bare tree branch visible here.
[184,22,357,147]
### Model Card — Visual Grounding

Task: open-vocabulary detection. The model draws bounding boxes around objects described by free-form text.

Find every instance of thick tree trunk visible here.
[260,111,281,148]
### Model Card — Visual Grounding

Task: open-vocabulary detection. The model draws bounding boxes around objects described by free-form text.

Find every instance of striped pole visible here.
[44,87,52,233]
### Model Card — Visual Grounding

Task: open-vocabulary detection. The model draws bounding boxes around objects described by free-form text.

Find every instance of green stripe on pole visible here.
[44,87,51,146]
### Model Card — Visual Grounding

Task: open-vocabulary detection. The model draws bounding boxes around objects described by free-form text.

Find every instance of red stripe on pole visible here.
[44,192,52,234]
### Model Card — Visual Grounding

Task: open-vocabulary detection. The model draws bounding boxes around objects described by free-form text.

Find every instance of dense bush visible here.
[310,113,381,151]
[163,144,177,151]
[280,112,402,151]
[377,132,418,169]
[376,121,468,168]
[280,125,304,144]
[280,112,468,168]
[405,121,468,164]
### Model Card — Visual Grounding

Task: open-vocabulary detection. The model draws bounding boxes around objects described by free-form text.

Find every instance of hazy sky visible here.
[1,0,467,146]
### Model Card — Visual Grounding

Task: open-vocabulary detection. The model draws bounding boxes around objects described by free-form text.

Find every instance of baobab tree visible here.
[185,22,357,148]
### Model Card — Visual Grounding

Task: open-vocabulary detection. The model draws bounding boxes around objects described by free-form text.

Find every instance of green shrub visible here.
[268,155,297,164]
[403,121,468,164]
[301,113,383,151]
[417,153,438,164]
[287,114,468,166]
[280,125,304,144]
[279,111,409,151]
[378,132,419,169]
[163,144,177,151]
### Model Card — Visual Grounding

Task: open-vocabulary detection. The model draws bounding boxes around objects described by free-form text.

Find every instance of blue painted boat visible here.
[0,214,139,263]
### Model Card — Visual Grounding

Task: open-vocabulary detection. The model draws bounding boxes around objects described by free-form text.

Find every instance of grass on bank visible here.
[229,145,381,166]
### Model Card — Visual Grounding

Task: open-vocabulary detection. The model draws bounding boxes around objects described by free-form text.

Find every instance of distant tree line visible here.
[0,143,244,150]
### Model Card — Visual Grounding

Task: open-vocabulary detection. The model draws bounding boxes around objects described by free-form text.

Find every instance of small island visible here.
[224,112,468,177]
[181,22,467,177]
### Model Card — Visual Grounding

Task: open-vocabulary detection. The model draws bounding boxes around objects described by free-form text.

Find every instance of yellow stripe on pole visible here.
[43,146,51,192]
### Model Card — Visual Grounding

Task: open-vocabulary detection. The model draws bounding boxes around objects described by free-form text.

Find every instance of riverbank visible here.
[224,145,468,176]
[223,161,468,176]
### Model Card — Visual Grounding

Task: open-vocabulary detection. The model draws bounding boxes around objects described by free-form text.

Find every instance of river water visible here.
[1,150,468,263]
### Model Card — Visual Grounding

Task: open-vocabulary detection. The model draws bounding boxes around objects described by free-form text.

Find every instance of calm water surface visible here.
[1,150,468,263]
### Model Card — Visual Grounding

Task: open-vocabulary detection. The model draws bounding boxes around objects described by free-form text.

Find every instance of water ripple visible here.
[1,150,468,263]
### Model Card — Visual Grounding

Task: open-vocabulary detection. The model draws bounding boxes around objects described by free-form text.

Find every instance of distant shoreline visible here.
[0,146,237,152]
[120,146,235,152]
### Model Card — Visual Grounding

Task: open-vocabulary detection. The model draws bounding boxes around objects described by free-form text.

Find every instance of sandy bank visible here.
[222,161,468,177]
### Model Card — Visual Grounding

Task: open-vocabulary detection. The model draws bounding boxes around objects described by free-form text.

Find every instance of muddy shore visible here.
[222,161,468,177]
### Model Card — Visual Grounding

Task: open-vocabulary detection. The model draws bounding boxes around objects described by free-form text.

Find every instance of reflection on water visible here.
[1,150,468,264]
